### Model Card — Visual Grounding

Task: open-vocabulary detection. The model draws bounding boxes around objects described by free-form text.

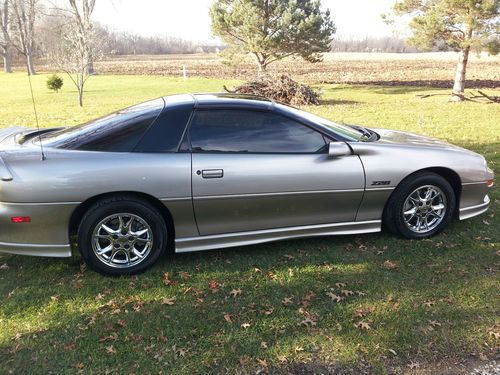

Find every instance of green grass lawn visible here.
[0,72,498,374]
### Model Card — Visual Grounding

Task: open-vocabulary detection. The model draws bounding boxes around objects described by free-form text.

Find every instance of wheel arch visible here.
[384,167,462,217]
[69,191,175,251]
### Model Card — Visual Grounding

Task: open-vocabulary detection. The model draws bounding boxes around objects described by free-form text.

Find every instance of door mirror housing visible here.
[328,142,351,158]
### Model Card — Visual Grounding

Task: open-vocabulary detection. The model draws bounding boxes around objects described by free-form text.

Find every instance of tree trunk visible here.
[78,86,84,107]
[452,47,470,101]
[3,49,12,73]
[26,52,36,75]
[85,54,94,75]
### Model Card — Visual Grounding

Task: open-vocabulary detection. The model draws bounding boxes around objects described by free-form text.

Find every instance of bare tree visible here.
[0,0,13,73]
[48,18,103,106]
[67,0,96,74]
[10,0,38,75]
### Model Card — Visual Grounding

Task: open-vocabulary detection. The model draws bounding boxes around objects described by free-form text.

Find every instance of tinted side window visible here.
[134,105,192,153]
[189,110,326,153]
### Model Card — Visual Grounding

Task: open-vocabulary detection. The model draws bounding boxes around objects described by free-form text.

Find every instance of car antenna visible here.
[27,74,46,161]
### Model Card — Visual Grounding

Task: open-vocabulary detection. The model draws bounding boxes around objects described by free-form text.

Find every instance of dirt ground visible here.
[84,52,500,88]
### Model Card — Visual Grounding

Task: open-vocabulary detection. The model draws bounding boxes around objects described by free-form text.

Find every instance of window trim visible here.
[183,108,334,155]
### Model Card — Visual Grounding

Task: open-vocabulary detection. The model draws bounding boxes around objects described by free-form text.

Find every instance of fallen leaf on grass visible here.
[353,307,374,319]
[163,272,177,286]
[278,355,288,363]
[162,297,176,306]
[72,362,84,370]
[0,263,9,270]
[326,292,343,303]
[355,321,371,330]
[428,320,442,327]
[335,282,346,288]
[241,323,251,329]
[383,260,398,270]
[300,317,317,327]
[260,341,268,349]
[488,331,500,339]
[178,271,191,280]
[106,345,116,355]
[239,356,250,365]
[208,280,220,293]
[257,358,268,367]
[282,297,293,306]
[99,333,118,342]
[300,291,316,307]
[423,301,435,307]
[230,289,242,298]
[64,342,76,351]
[408,361,420,369]
[341,289,354,297]
[266,271,277,280]
[223,313,233,324]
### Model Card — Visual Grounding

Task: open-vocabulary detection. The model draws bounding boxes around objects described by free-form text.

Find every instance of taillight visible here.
[487,179,494,188]
[11,216,31,223]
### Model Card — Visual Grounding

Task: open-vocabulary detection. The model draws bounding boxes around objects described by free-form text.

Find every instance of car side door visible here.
[188,109,365,236]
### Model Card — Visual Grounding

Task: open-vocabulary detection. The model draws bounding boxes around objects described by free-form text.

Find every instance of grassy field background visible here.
[0,70,499,374]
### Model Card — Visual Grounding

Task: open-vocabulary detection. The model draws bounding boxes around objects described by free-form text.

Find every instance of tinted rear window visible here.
[40,99,164,152]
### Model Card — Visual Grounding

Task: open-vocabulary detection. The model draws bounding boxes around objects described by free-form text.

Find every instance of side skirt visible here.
[175,220,381,253]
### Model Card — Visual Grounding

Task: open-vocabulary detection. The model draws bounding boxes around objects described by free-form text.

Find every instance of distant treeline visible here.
[332,37,420,53]
[100,28,223,55]
[100,33,424,55]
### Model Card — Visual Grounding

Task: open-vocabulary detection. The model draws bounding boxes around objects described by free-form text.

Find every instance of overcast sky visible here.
[92,0,403,42]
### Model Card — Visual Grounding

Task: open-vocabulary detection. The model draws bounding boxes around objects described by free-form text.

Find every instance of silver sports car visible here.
[0,94,494,275]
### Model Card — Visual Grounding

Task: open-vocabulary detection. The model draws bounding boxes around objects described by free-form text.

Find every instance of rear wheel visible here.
[77,196,167,276]
[384,172,456,239]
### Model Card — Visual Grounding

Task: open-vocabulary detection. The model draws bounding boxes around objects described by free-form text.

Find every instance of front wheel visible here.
[384,172,456,239]
[77,196,167,276]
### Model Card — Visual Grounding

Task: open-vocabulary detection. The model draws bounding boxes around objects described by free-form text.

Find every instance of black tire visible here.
[77,195,167,276]
[384,172,456,239]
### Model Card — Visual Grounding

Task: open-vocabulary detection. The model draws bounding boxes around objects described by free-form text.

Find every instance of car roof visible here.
[163,93,274,111]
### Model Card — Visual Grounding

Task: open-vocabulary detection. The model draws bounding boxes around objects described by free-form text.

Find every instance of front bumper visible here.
[459,194,490,220]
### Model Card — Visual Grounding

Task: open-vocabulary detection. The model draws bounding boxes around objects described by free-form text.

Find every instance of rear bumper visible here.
[0,241,72,257]
[459,194,490,220]
[0,201,76,258]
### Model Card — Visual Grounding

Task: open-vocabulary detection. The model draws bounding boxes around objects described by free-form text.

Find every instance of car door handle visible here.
[200,169,224,179]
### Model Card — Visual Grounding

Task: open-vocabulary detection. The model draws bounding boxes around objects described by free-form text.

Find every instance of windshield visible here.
[278,104,366,142]
[38,98,164,150]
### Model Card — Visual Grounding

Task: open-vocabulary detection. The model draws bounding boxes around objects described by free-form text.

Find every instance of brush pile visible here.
[224,74,320,105]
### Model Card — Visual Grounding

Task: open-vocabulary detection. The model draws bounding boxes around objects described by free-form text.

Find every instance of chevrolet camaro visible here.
[0,94,494,275]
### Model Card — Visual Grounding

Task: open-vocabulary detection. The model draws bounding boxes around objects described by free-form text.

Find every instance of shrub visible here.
[46,74,64,93]
[224,74,320,105]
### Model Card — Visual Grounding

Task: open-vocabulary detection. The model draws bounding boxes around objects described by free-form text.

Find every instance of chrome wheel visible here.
[402,185,447,234]
[92,213,153,269]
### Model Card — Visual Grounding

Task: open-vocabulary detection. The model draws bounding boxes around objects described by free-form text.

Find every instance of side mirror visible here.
[328,142,351,158]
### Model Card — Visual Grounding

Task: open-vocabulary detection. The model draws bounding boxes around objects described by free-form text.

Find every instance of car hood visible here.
[372,128,473,153]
